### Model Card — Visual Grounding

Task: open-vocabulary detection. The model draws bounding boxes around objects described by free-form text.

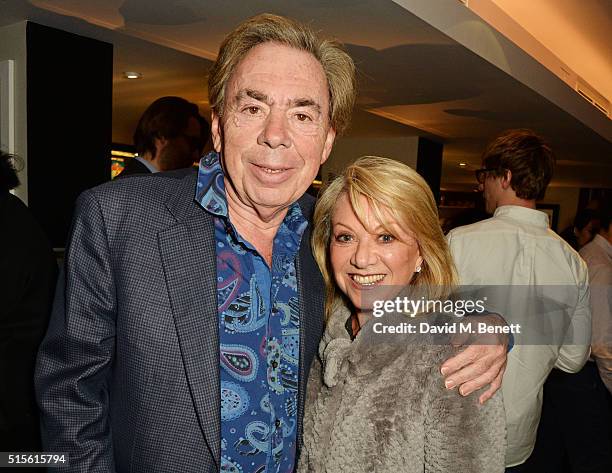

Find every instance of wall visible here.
[26,22,113,248]
[541,186,580,232]
[322,136,420,182]
[0,22,28,203]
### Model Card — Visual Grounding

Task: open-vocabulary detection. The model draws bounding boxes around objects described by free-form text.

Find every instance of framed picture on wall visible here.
[537,203,560,231]
[0,59,15,154]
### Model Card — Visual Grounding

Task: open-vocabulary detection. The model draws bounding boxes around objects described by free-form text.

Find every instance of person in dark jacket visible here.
[0,151,57,452]
[119,96,209,177]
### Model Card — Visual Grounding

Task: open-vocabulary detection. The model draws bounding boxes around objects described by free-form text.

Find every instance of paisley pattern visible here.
[221,455,244,473]
[196,152,304,473]
[221,344,259,382]
[221,381,250,421]
[223,276,268,333]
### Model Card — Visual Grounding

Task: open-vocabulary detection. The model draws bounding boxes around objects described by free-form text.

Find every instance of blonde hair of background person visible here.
[208,13,356,136]
[312,155,458,320]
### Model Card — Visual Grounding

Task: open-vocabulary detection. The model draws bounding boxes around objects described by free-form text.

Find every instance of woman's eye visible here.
[379,234,395,243]
[335,233,353,243]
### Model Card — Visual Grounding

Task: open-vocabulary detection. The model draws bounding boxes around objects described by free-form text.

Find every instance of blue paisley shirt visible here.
[195,152,306,473]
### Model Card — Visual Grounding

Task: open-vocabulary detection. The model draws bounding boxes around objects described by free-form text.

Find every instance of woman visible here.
[299,156,505,472]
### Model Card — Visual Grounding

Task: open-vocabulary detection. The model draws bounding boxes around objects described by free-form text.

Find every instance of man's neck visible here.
[496,194,536,210]
[140,152,160,172]
[224,181,289,266]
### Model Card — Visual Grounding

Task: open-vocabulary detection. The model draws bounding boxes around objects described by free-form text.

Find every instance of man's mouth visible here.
[350,274,386,286]
[259,166,287,174]
[252,163,292,175]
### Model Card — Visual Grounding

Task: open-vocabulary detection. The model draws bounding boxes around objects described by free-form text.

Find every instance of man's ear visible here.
[153,136,168,159]
[501,169,513,190]
[211,111,223,153]
[320,127,336,165]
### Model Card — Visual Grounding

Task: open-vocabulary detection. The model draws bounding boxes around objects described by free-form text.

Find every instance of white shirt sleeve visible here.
[554,277,592,373]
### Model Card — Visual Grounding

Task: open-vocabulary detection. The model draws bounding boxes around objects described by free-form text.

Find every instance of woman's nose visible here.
[351,239,377,268]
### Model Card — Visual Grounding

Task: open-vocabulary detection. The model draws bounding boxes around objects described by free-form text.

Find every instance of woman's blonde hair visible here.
[208,13,356,135]
[312,156,458,319]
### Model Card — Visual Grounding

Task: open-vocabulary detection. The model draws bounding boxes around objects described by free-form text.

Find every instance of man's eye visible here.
[296,113,312,122]
[243,106,260,115]
[379,234,395,243]
[335,233,353,243]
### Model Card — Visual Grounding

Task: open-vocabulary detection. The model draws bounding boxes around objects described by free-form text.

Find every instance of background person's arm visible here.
[555,276,592,373]
[35,189,117,473]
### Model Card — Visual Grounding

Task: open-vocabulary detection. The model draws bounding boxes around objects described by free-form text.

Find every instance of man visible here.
[580,207,612,393]
[542,207,612,471]
[119,96,209,176]
[0,152,57,458]
[447,129,592,472]
[36,14,506,472]
[525,207,612,473]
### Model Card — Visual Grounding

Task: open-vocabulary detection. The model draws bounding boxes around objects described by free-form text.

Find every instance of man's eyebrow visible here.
[235,89,270,105]
[290,98,321,114]
[235,90,322,114]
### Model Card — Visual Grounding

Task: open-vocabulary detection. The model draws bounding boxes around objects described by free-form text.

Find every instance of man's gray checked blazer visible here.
[34,170,325,473]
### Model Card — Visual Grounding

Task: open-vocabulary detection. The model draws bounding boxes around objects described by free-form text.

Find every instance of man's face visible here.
[211,42,336,218]
[157,116,202,170]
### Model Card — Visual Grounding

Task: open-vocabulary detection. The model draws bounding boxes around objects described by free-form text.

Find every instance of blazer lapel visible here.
[158,174,220,467]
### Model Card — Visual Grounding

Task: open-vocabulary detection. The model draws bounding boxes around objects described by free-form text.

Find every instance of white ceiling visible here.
[491,0,612,104]
[1,0,610,190]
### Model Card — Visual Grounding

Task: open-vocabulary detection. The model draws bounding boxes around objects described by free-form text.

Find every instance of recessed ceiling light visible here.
[123,71,142,79]
[459,162,467,167]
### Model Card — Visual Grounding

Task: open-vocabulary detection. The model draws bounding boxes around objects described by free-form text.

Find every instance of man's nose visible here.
[351,239,378,269]
[258,110,291,148]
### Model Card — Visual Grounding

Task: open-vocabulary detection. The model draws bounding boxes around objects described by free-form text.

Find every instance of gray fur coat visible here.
[298,303,506,472]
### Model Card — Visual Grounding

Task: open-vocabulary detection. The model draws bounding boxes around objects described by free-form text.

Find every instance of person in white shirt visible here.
[532,209,612,473]
[447,129,592,472]
[580,209,612,392]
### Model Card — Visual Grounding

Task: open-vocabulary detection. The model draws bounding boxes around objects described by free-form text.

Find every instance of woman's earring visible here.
[415,265,422,273]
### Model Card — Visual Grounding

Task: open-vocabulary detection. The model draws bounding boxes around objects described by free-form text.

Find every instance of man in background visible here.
[447,129,592,472]
[580,206,612,393]
[120,96,209,176]
[0,151,57,458]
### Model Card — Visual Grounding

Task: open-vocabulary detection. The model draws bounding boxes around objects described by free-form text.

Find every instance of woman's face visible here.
[330,193,423,313]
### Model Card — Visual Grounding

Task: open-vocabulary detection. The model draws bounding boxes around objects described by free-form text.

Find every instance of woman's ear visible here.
[415,255,424,273]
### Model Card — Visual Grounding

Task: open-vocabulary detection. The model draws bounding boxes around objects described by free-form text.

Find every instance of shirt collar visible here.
[195,151,228,217]
[194,150,308,242]
[592,234,612,258]
[134,156,159,173]
[493,205,550,228]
